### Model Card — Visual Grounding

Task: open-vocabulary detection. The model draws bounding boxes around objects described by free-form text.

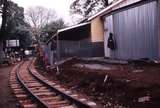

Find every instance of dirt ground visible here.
[35,58,160,108]
[0,65,18,108]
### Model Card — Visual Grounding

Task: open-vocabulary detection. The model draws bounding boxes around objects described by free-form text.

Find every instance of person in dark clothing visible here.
[107,33,116,50]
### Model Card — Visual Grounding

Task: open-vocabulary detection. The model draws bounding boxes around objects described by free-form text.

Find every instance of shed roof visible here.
[57,22,90,33]
[57,22,91,40]
[46,22,91,43]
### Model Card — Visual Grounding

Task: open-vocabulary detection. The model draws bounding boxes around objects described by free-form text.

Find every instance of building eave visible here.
[57,22,91,33]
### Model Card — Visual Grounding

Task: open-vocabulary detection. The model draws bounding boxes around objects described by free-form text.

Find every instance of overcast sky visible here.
[12,0,74,23]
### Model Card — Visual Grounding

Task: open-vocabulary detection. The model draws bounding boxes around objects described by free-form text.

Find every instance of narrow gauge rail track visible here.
[10,60,98,108]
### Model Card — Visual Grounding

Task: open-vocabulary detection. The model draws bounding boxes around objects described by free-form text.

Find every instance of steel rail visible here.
[28,59,95,108]
[15,59,97,108]
[16,62,51,108]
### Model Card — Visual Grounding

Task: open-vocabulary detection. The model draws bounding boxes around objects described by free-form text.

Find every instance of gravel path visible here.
[0,66,18,108]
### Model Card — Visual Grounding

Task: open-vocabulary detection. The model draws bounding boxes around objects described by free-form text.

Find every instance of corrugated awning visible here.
[57,22,91,33]
[58,22,91,41]
[46,22,91,43]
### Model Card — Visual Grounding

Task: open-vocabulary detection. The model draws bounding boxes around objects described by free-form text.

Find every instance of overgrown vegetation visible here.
[70,0,109,22]
[0,0,32,48]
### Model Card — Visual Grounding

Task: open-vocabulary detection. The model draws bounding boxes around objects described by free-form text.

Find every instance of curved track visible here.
[10,60,98,108]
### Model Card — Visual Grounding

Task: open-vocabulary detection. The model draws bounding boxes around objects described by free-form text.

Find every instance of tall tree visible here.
[6,1,25,34]
[70,0,108,22]
[25,6,57,41]
[0,1,32,58]
[4,1,32,48]
[0,0,8,40]
[26,6,57,29]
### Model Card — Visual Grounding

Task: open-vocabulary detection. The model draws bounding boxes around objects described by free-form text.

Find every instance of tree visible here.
[0,1,33,60]
[70,0,108,22]
[25,6,57,41]
[0,0,8,40]
[40,18,66,42]
[4,1,33,48]
[13,25,32,48]
[5,1,25,34]
[26,6,57,29]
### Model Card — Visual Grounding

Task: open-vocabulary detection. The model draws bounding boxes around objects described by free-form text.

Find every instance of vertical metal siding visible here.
[104,1,158,59]
[58,39,104,58]
[104,15,113,57]
[158,0,160,57]
[47,42,54,65]
[41,43,53,65]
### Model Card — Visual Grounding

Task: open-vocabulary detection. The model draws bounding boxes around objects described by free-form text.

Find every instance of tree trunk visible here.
[0,0,8,40]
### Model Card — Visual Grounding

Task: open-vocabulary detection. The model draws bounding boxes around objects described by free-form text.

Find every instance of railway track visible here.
[10,60,99,108]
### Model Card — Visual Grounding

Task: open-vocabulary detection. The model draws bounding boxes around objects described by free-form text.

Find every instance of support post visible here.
[56,32,60,75]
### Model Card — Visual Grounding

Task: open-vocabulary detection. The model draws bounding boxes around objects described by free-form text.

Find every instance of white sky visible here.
[12,0,74,24]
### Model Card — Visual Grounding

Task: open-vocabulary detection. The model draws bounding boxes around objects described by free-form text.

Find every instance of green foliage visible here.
[5,1,25,34]
[0,1,32,48]
[70,0,108,21]
[0,0,8,40]
[40,18,66,42]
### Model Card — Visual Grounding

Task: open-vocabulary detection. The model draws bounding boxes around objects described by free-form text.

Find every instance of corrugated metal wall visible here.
[104,15,113,57]
[158,0,160,57]
[40,43,53,65]
[47,42,54,65]
[41,42,56,65]
[104,1,158,59]
[59,40,104,58]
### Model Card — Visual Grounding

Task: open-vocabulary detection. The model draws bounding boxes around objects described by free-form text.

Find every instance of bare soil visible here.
[0,65,18,108]
[35,58,160,108]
